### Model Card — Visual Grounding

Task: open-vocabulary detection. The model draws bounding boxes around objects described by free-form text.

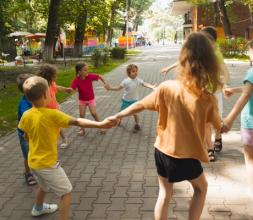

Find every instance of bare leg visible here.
[59,192,71,220]
[243,145,253,192]
[24,159,30,174]
[35,187,46,206]
[154,175,173,220]
[78,105,86,134]
[188,173,208,220]
[205,123,215,162]
[88,105,100,121]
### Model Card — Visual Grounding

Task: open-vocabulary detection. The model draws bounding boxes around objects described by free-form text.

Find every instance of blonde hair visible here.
[23,76,48,102]
[177,32,223,96]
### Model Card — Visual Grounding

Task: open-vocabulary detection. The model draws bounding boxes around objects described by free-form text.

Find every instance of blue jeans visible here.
[18,132,29,160]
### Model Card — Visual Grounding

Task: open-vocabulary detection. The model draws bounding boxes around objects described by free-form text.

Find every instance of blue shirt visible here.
[17,96,32,134]
[241,68,253,128]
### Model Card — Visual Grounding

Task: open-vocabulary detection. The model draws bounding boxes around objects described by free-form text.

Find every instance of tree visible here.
[43,0,61,62]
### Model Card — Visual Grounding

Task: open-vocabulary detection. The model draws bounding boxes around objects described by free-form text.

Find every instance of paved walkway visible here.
[0,44,252,220]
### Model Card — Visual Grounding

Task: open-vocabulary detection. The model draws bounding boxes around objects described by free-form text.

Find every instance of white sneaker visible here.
[31,203,58,216]
[60,139,68,149]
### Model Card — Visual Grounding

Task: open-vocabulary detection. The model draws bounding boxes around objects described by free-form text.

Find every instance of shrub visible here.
[91,47,110,68]
[110,47,126,59]
[217,37,248,58]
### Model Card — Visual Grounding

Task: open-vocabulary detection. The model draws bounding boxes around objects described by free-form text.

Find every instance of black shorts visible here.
[154,148,203,183]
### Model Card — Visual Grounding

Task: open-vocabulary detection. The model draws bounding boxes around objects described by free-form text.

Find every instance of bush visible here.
[91,47,110,68]
[110,47,126,59]
[217,37,248,58]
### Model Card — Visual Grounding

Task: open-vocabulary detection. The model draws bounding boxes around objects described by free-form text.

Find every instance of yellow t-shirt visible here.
[140,80,221,163]
[18,108,73,169]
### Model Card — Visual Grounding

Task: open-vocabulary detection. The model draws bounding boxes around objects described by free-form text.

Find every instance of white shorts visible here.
[32,163,72,197]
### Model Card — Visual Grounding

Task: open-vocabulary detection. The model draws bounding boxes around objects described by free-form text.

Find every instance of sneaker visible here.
[24,173,37,186]
[31,203,58,216]
[133,124,141,133]
[77,128,85,136]
[60,139,68,149]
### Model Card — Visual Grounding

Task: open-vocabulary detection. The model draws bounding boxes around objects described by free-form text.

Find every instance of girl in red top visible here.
[71,63,109,135]
[38,64,72,148]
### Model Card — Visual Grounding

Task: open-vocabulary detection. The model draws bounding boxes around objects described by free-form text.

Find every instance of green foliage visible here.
[110,47,126,59]
[91,47,110,68]
[217,37,249,57]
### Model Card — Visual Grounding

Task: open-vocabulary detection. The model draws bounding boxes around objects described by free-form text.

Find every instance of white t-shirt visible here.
[120,77,144,100]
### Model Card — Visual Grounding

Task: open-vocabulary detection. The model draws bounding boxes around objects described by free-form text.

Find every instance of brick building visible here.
[171,0,253,40]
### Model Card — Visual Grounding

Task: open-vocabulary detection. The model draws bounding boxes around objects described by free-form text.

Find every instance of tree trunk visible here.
[217,0,232,37]
[43,0,60,62]
[107,3,116,47]
[73,10,88,57]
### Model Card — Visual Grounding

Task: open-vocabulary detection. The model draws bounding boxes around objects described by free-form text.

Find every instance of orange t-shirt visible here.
[47,82,59,109]
[140,80,221,163]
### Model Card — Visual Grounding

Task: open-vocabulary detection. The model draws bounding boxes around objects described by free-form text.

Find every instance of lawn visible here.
[0,58,128,137]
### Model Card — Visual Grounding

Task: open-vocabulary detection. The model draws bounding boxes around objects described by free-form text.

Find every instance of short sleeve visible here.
[51,110,73,128]
[139,85,162,111]
[18,113,28,133]
[120,79,127,88]
[89,74,100,81]
[137,78,144,85]
[71,78,77,89]
[243,69,253,85]
[207,96,222,131]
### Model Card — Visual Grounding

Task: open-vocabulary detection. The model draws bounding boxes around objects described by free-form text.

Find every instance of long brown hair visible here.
[177,32,223,96]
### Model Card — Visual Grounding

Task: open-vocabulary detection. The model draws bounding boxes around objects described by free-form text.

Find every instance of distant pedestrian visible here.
[106,64,156,132]
[17,73,37,185]
[110,32,223,220]
[70,63,109,135]
[37,64,72,148]
[18,76,116,219]
[223,67,253,194]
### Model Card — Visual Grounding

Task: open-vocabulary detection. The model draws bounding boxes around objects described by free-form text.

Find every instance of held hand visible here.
[152,83,158,90]
[100,116,120,128]
[160,67,169,74]
[221,118,233,133]
[104,83,110,91]
[66,88,73,94]
[223,88,234,99]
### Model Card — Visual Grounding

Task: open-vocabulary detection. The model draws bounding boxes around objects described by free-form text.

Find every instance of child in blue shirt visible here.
[17,74,37,185]
[223,68,253,193]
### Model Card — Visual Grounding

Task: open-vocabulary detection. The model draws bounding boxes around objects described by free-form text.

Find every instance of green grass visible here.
[126,49,142,56]
[0,58,127,137]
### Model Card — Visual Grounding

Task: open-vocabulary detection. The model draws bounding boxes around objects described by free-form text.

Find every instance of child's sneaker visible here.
[31,203,58,216]
[77,128,85,136]
[133,124,141,133]
[60,139,68,148]
[24,173,37,185]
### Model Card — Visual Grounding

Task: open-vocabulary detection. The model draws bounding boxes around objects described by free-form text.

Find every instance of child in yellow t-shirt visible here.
[110,32,223,220]
[18,76,117,219]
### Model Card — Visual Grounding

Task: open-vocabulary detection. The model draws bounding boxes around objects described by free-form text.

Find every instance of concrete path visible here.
[0,44,252,220]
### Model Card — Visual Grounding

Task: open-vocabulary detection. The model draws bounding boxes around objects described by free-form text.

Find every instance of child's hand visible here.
[221,118,232,133]
[104,83,110,90]
[223,88,234,99]
[100,116,120,128]
[160,67,169,74]
[66,88,73,94]
[152,83,157,90]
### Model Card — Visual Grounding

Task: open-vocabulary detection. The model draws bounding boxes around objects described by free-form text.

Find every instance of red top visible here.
[47,81,59,109]
[71,74,101,101]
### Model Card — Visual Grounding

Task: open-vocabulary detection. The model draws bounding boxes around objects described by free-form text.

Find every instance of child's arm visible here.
[223,82,253,132]
[107,85,124,91]
[143,82,156,90]
[160,62,178,74]
[115,101,145,119]
[69,117,118,129]
[223,86,243,99]
[99,76,110,89]
[57,85,73,94]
